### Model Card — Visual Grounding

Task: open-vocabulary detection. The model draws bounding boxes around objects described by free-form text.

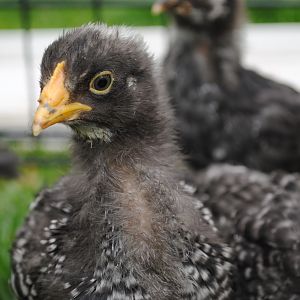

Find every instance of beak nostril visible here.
[43,103,57,114]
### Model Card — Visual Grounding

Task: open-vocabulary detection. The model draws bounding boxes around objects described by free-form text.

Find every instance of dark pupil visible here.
[94,75,111,90]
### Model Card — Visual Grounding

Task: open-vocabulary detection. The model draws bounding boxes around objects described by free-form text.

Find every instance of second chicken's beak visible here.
[32,61,92,136]
[152,0,179,15]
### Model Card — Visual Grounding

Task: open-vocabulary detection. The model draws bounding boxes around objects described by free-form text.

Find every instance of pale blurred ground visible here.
[0,24,299,132]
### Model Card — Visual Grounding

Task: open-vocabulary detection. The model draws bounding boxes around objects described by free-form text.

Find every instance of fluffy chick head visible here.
[33,24,159,143]
[153,0,242,32]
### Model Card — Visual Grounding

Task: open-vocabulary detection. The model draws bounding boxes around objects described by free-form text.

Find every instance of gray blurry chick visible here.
[153,0,300,172]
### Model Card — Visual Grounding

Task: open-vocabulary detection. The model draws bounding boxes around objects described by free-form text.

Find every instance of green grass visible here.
[0,6,300,29]
[0,7,167,29]
[248,7,300,23]
[0,147,69,300]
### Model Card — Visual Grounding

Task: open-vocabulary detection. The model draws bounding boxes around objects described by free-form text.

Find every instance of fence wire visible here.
[0,0,300,139]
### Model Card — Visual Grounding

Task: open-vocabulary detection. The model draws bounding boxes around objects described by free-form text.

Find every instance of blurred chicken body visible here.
[185,164,300,299]
[152,2,300,298]
[156,0,300,172]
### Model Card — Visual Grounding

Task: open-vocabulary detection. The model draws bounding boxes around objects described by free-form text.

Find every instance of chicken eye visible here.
[90,71,114,95]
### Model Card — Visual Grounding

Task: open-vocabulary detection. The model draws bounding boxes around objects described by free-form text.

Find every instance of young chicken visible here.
[11,24,233,300]
[153,0,300,172]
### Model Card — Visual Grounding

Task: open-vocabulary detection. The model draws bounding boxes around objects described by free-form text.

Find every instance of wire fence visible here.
[1,0,300,29]
[1,0,300,8]
[1,0,300,140]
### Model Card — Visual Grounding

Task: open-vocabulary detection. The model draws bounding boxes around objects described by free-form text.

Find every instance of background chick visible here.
[154,0,300,172]
[154,1,300,297]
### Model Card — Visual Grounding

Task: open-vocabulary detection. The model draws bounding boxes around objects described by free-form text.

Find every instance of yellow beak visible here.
[152,0,192,16]
[152,0,178,15]
[152,3,167,15]
[32,61,92,136]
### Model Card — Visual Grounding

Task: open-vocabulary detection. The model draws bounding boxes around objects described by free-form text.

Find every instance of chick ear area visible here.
[127,76,138,90]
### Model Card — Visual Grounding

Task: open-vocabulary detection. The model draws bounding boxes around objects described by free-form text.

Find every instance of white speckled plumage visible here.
[187,164,300,299]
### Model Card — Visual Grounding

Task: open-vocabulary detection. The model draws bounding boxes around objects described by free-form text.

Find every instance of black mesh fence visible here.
[0,0,300,139]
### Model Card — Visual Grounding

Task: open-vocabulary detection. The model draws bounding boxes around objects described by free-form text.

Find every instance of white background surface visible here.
[0,24,299,131]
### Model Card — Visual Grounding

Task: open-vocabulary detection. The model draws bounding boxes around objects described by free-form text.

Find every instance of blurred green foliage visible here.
[248,7,300,23]
[0,147,69,300]
[0,5,299,29]
[0,7,166,29]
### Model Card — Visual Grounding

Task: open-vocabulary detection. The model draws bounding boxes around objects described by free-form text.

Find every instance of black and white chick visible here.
[183,164,300,299]
[11,24,234,300]
[153,0,300,172]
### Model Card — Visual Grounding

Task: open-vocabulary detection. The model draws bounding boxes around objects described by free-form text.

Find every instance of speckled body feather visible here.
[186,164,300,299]
[11,24,233,300]
[163,0,300,172]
